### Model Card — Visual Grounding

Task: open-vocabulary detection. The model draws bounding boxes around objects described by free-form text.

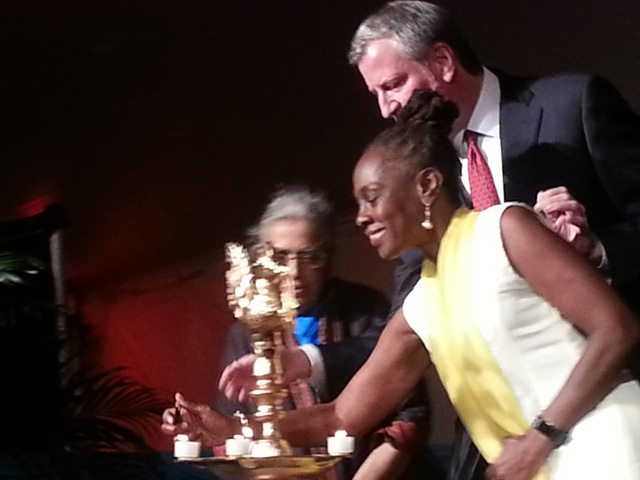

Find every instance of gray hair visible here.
[348,1,481,75]
[248,186,334,248]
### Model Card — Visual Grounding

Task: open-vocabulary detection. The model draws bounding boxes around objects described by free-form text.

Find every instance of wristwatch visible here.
[531,415,570,448]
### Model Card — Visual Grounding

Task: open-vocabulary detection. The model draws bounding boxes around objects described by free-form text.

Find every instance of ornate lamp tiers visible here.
[178,242,345,479]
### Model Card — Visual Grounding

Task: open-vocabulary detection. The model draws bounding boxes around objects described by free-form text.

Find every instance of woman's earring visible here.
[421,204,433,230]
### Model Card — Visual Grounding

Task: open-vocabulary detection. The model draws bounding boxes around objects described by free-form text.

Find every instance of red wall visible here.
[80,262,234,450]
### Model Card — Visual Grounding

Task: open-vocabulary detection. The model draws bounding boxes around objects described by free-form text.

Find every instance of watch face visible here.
[532,415,569,447]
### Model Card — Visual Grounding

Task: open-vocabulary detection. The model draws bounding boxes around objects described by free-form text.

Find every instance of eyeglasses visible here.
[272,248,329,269]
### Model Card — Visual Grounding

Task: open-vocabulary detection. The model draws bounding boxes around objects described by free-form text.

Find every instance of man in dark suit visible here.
[317,1,640,478]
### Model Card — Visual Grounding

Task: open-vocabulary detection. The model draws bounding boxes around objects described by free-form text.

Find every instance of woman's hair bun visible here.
[397,90,459,135]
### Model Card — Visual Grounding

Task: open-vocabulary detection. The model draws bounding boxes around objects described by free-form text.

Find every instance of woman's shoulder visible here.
[481,202,534,219]
[472,203,545,273]
[494,202,545,235]
[477,202,541,236]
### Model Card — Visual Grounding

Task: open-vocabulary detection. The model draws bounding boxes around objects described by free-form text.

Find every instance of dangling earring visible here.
[421,204,433,230]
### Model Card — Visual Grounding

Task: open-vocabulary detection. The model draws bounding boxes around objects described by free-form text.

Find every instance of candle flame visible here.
[242,426,254,438]
[335,430,348,437]
[175,434,190,442]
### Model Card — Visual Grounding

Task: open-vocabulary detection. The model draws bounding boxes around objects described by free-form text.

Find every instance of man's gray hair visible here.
[348,1,481,75]
[249,186,334,247]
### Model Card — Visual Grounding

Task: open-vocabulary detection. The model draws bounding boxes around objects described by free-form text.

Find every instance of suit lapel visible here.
[498,74,543,201]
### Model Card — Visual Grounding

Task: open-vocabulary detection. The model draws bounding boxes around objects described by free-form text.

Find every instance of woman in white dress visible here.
[169,91,640,479]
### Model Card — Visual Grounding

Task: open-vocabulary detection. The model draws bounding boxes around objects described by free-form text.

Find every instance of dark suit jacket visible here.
[499,72,640,310]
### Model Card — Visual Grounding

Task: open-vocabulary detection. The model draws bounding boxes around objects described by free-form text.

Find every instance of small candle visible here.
[253,357,271,376]
[327,430,355,456]
[174,434,201,459]
[225,434,252,457]
[250,439,280,458]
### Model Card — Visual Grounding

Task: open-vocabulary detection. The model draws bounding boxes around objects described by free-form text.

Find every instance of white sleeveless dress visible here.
[403,203,640,479]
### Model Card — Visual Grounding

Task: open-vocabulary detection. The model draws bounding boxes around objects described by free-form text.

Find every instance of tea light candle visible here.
[250,439,280,458]
[225,434,252,457]
[327,430,355,456]
[253,356,271,376]
[174,434,201,459]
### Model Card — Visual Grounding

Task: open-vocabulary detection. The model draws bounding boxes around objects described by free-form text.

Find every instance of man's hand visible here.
[160,392,237,447]
[161,393,203,439]
[485,432,552,480]
[161,403,196,438]
[534,187,602,262]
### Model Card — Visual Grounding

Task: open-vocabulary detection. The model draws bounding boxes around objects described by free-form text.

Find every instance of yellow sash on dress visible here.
[423,208,548,478]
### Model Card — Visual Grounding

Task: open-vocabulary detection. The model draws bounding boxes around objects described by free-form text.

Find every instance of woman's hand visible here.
[485,432,553,480]
[160,392,237,446]
[219,354,257,403]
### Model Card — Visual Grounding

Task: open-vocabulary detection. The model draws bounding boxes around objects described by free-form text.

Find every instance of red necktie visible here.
[465,131,500,210]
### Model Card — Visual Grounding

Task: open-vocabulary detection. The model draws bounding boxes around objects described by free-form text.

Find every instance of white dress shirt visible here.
[452,68,607,267]
[452,67,504,201]
[299,343,327,398]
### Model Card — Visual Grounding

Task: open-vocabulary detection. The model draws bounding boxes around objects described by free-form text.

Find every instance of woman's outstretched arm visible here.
[279,309,430,447]
[163,310,430,451]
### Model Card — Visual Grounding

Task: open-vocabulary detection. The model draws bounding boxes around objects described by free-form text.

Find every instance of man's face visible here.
[261,218,328,312]
[358,38,444,119]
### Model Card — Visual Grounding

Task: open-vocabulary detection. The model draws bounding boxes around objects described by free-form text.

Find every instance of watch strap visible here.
[531,415,569,448]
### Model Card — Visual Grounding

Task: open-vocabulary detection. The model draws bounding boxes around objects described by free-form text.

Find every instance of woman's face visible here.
[353,148,425,260]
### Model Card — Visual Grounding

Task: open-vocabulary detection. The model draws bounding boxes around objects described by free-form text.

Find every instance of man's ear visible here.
[416,168,443,205]
[428,43,456,83]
